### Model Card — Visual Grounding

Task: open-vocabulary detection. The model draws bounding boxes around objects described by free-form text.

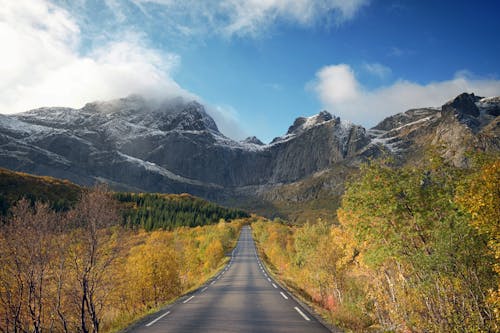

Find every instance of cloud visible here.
[363,62,392,79]
[207,104,249,140]
[0,0,247,139]
[311,64,360,104]
[0,0,189,114]
[311,64,500,127]
[130,0,370,37]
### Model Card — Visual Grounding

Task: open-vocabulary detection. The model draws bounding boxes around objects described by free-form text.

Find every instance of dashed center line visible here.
[294,307,311,321]
[272,283,277,288]
[145,311,170,327]
[201,287,208,292]
[280,292,288,300]
[183,295,195,304]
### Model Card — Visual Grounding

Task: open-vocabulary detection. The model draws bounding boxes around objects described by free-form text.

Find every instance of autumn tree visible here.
[456,157,500,326]
[0,199,58,332]
[338,158,496,331]
[65,185,121,333]
[126,231,181,308]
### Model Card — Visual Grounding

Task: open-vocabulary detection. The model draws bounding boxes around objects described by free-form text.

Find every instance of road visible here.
[127,225,331,333]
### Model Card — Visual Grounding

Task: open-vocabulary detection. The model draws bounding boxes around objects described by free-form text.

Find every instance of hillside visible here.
[0,168,248,229]
[0,93,498,221]
[0,167,81,214]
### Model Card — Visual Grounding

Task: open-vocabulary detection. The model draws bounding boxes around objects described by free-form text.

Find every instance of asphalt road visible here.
[128,225,331,333]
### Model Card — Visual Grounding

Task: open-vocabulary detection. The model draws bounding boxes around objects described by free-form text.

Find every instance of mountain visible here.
[0,93,498,220]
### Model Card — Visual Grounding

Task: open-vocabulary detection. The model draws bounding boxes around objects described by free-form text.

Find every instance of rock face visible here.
[0,93,498,214]
[368,93,500,167]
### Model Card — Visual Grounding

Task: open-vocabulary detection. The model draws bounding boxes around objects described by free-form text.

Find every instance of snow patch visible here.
[116,152,220,187]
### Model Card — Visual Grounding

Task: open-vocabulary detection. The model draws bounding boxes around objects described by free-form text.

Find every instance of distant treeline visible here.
[115,192,250,230]
[0,168,250,231]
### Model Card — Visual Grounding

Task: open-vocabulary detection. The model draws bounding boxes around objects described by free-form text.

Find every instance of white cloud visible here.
[131,0,370,37]
[311,64,500,127]
[0,0,189,114]
[312,64,360,104]
[363,62,391,78]
[208,104,249,140]
[0,0,248,139]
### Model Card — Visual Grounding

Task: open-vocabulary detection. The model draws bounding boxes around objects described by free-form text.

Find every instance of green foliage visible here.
[338,157,498,332]
[254,155,499,333]
[114,192,249,231]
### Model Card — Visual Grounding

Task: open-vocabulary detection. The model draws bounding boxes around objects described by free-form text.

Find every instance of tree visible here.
[338,158,496,331]
[0,199,58,332]
[456,157,500,326]
[126,232,181,308]
[66,185,120,333]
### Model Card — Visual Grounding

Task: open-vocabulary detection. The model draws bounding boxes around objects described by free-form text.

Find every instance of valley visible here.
[0,93,498,220]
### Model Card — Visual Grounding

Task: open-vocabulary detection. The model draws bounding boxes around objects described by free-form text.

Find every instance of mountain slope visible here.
[0,93,498,219]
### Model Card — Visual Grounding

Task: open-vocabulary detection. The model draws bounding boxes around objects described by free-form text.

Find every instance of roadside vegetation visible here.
[253,154,499,332]
[0,185,245,333]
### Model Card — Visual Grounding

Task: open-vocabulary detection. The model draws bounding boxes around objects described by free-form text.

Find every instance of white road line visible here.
[280,292,288,300]
[145,310,170,327]
[294,307,311,321]
[183,295,195,304]
[272,283,277,288]
[201,287,208,292]
[210,280,216,285]
[267,278,271,282]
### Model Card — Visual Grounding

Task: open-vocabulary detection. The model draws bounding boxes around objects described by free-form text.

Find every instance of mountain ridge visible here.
[0,92,498,218]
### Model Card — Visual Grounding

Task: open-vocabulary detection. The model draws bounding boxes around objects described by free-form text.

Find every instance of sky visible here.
[1,0,500,142]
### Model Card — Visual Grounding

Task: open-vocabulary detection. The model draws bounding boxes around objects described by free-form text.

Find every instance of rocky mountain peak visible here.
[242,136,264,145]
[82,95,150,114]
[442,92,482,117]
[441,92,496,130]
[158,101,219,132]
[286,110,334,135]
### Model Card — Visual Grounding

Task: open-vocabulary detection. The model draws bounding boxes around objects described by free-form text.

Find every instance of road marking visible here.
[272,283,277,288]
[294,307,311,321]
[201,287,208,292]
[145,311,170,327]
[280,292,288,300]
[183,296,195,304]
[267,278,271,282]
[210,280,216,285]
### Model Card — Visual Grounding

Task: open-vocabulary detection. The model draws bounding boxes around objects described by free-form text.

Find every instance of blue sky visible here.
[1,1,500,142]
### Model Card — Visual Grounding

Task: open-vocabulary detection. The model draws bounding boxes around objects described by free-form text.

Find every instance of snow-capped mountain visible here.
[0,93,498,214]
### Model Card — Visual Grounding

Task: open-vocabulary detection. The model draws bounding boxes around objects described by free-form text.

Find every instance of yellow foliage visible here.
[204,239,224,271]
[456,158,500,322]
[0,193,245,333]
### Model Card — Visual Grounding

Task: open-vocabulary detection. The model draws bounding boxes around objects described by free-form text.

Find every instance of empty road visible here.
[127,225,331,333]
